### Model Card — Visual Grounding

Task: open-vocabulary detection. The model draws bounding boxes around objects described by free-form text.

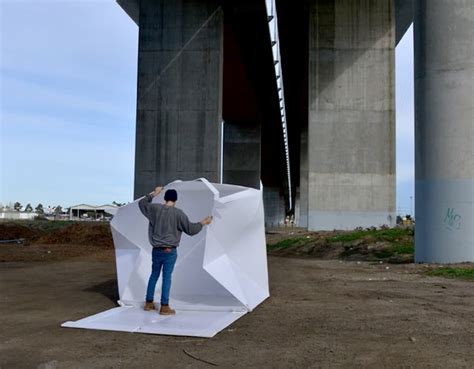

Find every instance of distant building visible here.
[0,210,36,220]
[69,204,119,221]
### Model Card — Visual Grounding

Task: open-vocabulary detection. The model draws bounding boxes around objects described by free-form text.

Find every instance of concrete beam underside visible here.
[304,0,396,230]
[117,0,413,45]
[395,0,413,44]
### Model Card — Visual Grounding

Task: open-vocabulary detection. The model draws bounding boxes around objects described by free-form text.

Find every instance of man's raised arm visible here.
[138,186,162,219]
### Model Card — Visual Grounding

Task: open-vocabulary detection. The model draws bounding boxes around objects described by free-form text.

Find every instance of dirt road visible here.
[1,254,473,369]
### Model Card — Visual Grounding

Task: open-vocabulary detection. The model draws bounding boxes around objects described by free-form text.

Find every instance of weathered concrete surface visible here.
[298,127,309,227]
[223,122,261,188]
[305,0,396,230]
[133,0,223,199]
[414,0,474,263]
[263,187,286,226]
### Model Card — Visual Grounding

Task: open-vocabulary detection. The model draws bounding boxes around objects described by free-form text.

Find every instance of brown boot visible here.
[144,301,156,311]
[159,304,176,315]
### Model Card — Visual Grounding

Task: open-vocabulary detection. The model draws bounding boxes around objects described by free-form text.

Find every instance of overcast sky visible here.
[0,0,414,214]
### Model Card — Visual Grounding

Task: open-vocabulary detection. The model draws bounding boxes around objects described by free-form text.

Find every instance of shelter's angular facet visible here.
[62,179,269,337]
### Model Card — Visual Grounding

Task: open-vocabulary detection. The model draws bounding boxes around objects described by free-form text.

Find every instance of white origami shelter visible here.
[62,179,269,337]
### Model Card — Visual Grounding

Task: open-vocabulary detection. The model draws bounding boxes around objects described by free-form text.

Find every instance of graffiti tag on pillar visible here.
[444,208,461,231]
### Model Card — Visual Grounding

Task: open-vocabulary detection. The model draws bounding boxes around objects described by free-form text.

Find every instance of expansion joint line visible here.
[138,6,223,103]
[264,0,292,210]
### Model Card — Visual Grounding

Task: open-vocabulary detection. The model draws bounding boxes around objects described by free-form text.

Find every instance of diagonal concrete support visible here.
[133,0,223,199]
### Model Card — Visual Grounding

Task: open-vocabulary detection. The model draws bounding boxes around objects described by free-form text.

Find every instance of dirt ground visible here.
[1,252,473,369]
[1,222,473,368]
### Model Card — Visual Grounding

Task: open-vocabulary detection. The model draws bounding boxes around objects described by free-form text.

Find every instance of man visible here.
[139,186,212,315]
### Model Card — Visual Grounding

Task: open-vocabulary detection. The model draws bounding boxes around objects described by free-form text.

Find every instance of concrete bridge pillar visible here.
[223,122,261,188]
[414,0,474,262]
[305,0,396,230]
[298,126,309,228]
[133,0,223,199]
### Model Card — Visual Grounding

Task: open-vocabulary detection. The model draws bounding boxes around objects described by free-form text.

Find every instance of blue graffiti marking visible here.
[444,208,461,231]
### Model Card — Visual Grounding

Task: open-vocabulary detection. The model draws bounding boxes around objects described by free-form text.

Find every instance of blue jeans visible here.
[145,247,177,305]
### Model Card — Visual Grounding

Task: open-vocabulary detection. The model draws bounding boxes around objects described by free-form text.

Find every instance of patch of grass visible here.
[29,221,77,232]
[374,228,411,241]
[374,244,414,259]
[390,244,414,254]
[267,237,309,250]
[374,249,395,258]
[329,228,412,243]
[425,267,474,281]
[267,227,414,261]
[329,231,369,243]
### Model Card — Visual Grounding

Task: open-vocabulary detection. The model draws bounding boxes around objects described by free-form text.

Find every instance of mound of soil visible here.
[0,221,114,262]
[35,223,113,248]
[0,223,43,241]
[267,227,414,263]
[2,221,414,265]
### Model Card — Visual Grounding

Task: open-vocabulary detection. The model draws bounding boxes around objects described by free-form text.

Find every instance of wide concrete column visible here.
[134,0,223,198]
[306,0,396,230]
[414,0,474,263]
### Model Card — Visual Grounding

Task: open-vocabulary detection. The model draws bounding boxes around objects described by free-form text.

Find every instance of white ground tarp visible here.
[62,179,269,337]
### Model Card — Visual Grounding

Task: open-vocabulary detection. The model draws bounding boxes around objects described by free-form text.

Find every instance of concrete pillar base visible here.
[415,180,474,263]
[308,211,395,231]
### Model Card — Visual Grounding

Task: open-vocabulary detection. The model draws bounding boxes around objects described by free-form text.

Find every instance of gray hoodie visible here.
[138,194,203,248]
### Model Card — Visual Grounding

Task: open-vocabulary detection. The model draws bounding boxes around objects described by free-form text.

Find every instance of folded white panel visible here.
[62,306,247,338]
[62,179,269,337]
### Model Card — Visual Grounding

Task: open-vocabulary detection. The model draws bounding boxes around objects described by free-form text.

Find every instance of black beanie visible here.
[164,189,178,202]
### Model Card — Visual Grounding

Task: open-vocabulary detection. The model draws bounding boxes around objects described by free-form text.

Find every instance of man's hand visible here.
[150,186,163,197]
[200,216,213,226]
